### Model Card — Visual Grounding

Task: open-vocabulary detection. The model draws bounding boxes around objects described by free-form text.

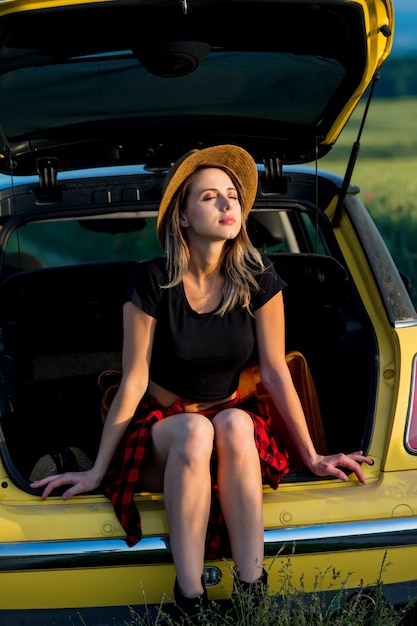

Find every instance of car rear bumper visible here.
[2,516,417,572]
[0,516,416,617]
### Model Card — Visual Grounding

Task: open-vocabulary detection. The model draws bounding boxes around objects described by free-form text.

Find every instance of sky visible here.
[392,0,417,55]
[394,0,417,9]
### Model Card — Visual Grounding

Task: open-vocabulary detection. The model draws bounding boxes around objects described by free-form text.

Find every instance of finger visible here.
[348,451,373,463]
[350,464,366,484]
[340,457,367,484]
[37,473,77,500]
[61,483,86,500]
[40,477,70,500]
[30,474,61,488]
[347,453,374,472]
[40,483,56,500]
[325,465,349,482]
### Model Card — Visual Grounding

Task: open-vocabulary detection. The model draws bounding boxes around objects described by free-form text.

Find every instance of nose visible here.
[219,194,231,211]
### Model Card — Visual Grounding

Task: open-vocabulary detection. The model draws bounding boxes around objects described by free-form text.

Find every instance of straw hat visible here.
[156,144,258,243]
[30,446,93,482]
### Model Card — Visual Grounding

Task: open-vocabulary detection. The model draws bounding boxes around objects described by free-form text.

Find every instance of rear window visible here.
[3,217,162,270]
[2,208,328,273]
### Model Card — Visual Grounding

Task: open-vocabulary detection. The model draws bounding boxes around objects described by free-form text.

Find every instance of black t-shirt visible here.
[124,256,286,401]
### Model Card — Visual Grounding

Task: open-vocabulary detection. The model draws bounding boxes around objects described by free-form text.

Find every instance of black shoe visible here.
[174,577,209,625]
[228,568,268,623]
[234,567,268,596]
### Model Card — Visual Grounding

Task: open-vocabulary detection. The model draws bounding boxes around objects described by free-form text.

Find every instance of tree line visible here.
[375,56,417,98]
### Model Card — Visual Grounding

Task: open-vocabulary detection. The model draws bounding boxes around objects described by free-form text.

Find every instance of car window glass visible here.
[4,217,162,269]
[2,207,327,272]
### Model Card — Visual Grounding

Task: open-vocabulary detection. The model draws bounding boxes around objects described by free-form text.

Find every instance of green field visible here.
[317,97,417,306]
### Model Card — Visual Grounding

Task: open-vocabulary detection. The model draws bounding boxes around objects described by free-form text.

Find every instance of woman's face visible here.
[180,167,242,243]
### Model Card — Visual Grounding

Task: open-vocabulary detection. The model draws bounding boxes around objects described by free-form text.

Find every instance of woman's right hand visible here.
[30,467,102,501]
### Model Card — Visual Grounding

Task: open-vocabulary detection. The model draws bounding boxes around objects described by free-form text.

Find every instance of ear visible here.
[179,213,189,227]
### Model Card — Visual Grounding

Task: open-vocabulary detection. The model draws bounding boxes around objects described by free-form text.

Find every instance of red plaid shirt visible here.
[102,392,289,559]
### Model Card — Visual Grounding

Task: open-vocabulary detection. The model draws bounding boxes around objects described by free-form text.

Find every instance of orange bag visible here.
[239,351,327,472]
[98,369,121,423]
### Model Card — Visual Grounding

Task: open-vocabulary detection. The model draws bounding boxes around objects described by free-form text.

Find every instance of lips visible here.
[219,217,235,225]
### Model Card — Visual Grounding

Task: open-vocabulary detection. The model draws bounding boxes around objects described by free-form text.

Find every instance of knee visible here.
[174,415,214,464]
[214,409,254,453]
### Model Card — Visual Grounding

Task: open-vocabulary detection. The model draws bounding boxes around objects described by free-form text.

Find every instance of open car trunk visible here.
[0,169,377,488]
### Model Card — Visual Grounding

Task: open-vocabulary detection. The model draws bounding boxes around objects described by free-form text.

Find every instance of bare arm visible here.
[255,291,372,483]
[31,302,156,499]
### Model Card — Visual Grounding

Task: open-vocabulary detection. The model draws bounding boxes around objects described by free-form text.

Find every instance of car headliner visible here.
[0,0,393,175]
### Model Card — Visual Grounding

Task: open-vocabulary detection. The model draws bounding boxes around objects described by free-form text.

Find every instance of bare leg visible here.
[143,413,214,598]
[213,408,264,583]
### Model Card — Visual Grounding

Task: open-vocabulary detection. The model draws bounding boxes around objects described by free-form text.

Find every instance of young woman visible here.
[31,145,372,619]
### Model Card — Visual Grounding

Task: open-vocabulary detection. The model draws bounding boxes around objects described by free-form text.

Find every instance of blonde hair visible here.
[159,165,265,315]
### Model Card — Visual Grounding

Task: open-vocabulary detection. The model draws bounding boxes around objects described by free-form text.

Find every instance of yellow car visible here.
[1,0,416,624]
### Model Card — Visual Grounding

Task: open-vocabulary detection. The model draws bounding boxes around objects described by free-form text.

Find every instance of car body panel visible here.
[1,468,417,609]
[0,0,394,178]
[1,0,417,622]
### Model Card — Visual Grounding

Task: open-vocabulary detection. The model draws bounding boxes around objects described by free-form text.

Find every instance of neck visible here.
[187,241,224,279]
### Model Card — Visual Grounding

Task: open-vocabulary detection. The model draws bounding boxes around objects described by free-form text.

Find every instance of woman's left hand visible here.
[307,450,373,484]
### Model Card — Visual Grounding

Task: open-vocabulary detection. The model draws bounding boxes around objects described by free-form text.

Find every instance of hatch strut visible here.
[332,71,380,227]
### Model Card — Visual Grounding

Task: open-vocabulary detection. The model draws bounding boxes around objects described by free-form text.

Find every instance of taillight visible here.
[405,355,417,453]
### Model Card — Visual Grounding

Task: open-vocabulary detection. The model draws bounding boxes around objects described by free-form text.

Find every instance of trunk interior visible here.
[0,214,377,487]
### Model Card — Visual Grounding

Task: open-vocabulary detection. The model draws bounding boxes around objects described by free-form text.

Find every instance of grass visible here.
[71,556,416,626]
[317,96,417,306]
[115,573,412,626]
